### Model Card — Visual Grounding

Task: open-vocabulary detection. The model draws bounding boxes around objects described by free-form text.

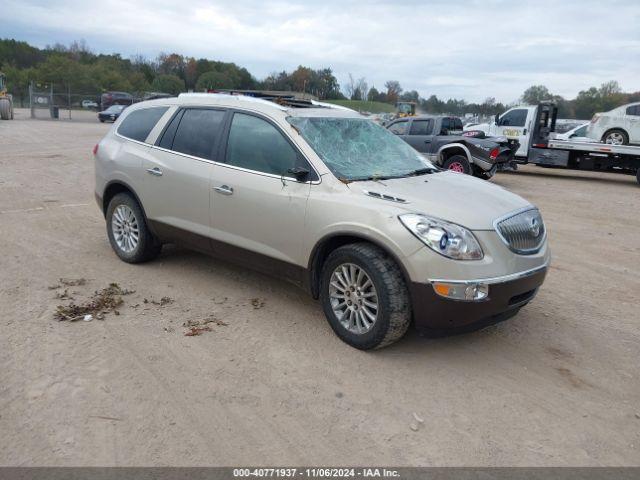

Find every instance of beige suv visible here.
[94,93,549,349]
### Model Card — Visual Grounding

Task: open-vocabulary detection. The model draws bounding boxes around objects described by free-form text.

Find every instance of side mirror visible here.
[287,166,310,181]
[495,113,500,125]
[440,128,449,136]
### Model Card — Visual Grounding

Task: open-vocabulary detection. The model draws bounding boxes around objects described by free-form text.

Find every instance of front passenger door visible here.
[210,112,312,283]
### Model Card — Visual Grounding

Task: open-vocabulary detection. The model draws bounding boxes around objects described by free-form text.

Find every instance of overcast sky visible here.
[4,0,639,102]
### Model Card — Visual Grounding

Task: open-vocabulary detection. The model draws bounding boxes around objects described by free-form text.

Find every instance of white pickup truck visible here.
[466,105,541,158]
[467,103,640,185]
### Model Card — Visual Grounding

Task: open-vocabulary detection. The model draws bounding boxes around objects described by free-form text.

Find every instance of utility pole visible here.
[29,81,34,119]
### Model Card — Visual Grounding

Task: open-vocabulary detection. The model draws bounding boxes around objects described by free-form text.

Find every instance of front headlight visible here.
[399,214,483,260]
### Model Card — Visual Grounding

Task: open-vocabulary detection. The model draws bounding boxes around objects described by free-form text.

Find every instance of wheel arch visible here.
[307,232,413,301]
[101,181,155,232]
[601,127,629,142]
[437,143,472,164]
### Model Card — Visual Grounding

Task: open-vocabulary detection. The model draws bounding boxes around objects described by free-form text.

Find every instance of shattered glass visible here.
[287,117,436,181]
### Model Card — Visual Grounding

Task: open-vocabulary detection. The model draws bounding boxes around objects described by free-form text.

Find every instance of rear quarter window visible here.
[117,107,169,143]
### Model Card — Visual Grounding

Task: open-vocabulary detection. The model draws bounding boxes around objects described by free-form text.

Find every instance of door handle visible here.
[214,185,234,195]
[424,140,431,143]
[146,167,163,176]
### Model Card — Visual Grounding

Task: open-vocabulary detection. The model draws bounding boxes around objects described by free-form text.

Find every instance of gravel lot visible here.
[1,109,639,466]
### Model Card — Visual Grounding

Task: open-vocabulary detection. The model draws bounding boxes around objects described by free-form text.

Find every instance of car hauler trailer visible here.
[520,102,640,186]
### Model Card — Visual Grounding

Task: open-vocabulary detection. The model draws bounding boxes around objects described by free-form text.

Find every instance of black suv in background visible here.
[100,91,134,110]
[387,115,518,179]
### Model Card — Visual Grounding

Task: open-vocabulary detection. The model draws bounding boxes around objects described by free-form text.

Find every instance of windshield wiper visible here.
[405,167,435,177]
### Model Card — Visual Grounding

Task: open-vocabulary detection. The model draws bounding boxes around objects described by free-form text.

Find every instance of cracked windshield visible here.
[288,116,435,181]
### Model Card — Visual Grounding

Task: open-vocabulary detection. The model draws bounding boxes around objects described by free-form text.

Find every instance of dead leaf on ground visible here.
[182,316,228,336]
[251,298,266,309]
[55,283,133,321]
[145,296,174,306]
[184,326,212,336]
[183,316,228,328]
[54,289,74,300]
[59,278,87,287]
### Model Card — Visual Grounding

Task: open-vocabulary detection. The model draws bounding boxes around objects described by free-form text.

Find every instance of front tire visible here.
[0,98,11,120]
[443,155,471,174]
[106,193,161,263]
[602,129,629,145]
[320,243,411,350]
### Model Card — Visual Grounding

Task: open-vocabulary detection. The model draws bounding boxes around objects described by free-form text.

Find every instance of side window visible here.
[225,113,298,176]
[409,119,433,135]
[574,125,587,137]
[388,120,408,135]
[626,105,640,116]
[117,107,168,142]
[440,118,451,134]
[171,108,226,160]
[157,109,184,149]
[499,109,527,127]
[453,118,463,131]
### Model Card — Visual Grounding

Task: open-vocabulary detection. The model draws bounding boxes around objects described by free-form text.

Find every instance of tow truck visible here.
[524,103,640,185]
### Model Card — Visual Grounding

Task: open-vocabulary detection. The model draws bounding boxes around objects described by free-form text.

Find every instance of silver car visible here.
[94,93,550,349]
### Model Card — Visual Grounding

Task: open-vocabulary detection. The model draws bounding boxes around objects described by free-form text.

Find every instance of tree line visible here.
[1,38,637,118]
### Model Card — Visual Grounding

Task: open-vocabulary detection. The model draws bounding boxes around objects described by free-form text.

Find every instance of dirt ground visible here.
[1,109,639,466]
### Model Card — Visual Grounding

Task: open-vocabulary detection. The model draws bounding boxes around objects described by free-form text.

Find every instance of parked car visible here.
[100,91,133,110]
[386,115,519,178]
[98,104,126,122]
[81,99,98,109]
[587,102,640,145]
[94,94,549,349]
[554,123,590,142]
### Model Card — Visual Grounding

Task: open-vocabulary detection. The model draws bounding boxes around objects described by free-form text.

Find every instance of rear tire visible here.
[0,98,11,120]
[636,168,640,186]
[602,129,629,145]
[320,243,411,350]
[106,193,162,263]
[443,155,471,174]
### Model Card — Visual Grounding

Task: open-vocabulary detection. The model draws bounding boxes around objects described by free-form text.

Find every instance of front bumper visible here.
[409,265,547,336]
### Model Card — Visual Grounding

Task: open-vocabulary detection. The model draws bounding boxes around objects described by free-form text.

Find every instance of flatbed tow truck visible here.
[522,102,640,185]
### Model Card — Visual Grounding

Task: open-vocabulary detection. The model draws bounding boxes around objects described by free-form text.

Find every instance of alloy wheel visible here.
[328,263,378,334]
[111,205,140,253]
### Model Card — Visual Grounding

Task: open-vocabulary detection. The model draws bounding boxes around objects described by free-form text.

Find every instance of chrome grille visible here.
[495,208,545,254]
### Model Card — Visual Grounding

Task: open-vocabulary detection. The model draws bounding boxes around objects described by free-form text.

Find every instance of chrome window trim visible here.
[223,108,323,185]
[149,144,322,185]
[493,206,547,255]
[428,261,549,286]
[119,103,322,185]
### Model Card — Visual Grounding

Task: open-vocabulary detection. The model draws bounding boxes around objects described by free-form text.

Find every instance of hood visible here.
[354,171,532,230]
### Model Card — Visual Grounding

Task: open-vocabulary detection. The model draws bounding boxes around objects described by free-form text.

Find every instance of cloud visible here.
[3,0,639,102]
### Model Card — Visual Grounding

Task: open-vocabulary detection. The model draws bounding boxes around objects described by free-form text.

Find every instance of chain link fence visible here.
[28,82,105,120]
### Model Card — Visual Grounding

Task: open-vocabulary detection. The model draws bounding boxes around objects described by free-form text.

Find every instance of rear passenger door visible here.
[404,119,435,154]
[209,111,313,282]
[141,107,227,251]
